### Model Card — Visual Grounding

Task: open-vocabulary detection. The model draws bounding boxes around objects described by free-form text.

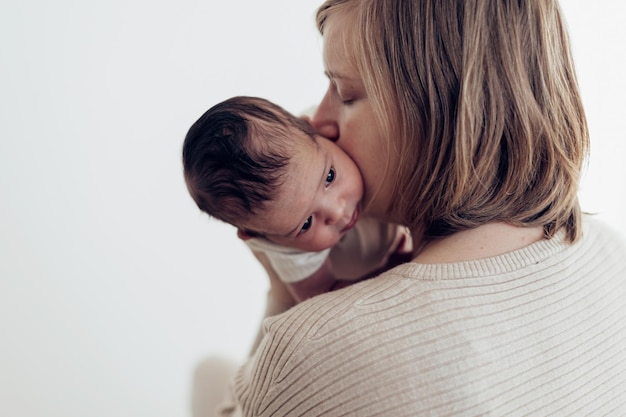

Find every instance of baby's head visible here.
[183,96,363,252]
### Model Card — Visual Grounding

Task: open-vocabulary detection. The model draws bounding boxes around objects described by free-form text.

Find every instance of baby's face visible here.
[243,134,363,252]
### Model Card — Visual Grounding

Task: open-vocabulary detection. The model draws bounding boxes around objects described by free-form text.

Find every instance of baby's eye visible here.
[299,216,313,235]
[325,167,336,186]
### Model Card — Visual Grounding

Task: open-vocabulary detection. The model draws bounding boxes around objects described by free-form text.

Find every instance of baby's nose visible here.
[325,200,345,225]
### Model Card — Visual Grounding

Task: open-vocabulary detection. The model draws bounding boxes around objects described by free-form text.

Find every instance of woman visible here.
[220,0,626,415]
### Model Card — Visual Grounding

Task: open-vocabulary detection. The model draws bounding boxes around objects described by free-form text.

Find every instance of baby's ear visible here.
[237,229,253,240]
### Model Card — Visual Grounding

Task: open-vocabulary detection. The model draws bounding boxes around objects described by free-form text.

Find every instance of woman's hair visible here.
[182,96,316,228]
[317,0,589,242]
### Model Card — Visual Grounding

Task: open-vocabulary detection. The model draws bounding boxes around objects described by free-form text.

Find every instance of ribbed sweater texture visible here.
[228,217,626,416]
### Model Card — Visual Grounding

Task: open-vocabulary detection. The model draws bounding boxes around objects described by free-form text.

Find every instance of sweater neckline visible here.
[392,228,572,280]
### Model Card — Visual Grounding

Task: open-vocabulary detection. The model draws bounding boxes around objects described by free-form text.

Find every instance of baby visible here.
[182,96,412,303]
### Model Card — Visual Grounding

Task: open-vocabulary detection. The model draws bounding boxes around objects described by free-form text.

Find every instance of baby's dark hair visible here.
[182,96,317,228]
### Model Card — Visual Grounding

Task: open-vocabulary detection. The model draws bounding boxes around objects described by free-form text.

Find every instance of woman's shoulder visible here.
[239,275,459,414]
[260,214,626,342]
[267,214,625,336]
[260,274,406,346]
[236,219,626,415]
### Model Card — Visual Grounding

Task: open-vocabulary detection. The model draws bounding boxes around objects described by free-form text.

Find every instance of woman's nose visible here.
[311,90,339,141]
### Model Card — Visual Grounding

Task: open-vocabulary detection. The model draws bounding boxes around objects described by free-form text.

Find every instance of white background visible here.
[1,1,624,417]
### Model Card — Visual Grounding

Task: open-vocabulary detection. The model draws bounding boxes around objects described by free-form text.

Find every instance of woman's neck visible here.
[412,222,545,264]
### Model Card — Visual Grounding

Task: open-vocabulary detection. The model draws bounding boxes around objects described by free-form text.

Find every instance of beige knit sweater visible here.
[223,216,626,416]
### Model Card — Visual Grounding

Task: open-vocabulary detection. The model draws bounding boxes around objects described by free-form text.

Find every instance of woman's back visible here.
[229,216,626,416]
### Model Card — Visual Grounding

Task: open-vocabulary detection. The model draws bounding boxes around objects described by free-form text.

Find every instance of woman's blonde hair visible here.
[317,0,589,242]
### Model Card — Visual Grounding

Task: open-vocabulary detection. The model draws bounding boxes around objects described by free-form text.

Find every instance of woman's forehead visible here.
[322,15,359,77]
